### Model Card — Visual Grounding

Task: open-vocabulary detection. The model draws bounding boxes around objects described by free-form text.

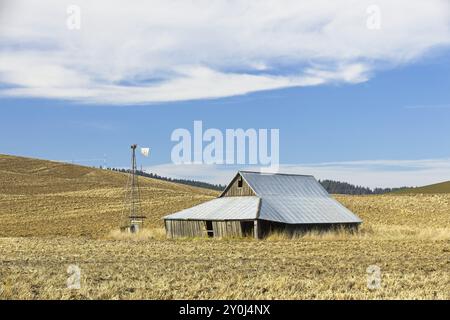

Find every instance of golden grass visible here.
[265,224,450,241]
[0,237,448,299]
[0,154,449,299]
[335,193,450,229]
[0,154,217,237]
[105,228,166,241]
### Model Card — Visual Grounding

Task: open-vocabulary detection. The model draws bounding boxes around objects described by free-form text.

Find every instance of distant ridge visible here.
[319,179,407,195]
[108,168,226,191]
[393,181,450,194]
[108,167,409,194]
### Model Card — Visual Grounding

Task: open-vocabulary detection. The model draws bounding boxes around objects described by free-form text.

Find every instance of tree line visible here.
[107,168,226,191]
[319,179,407,195]
[104,167,405,194]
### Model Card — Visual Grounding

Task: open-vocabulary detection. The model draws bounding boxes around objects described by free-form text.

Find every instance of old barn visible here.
[163,171,362,239]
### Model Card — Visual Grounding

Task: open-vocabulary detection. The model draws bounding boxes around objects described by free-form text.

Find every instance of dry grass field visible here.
[1,237,448,299]
[0,154,216,237]
[0,154,449,299]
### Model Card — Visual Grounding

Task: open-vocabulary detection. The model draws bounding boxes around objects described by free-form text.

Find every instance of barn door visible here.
[240,221,254,237]
[205,221,214,237]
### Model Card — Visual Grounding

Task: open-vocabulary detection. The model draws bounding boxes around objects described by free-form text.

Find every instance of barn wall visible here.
[212,221,243,238]
[165,220,206,238]
[165,220,248,238]
[165,219,360,239]
[258,220,360,237]
[222,173,255,197]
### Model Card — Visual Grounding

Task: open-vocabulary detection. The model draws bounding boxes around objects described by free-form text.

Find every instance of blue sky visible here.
[0,1,449,187]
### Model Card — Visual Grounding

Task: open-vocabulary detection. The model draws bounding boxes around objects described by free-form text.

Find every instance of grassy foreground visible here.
[0,237,448,299]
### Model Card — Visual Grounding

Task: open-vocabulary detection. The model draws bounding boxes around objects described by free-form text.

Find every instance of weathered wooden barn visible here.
[163,171,362,239]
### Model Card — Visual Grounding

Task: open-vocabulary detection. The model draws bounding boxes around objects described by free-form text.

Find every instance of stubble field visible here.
[1,235,448,299]
[0,154,449,299]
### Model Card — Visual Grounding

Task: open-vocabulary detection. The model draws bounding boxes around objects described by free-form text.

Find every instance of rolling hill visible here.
[393,180,450,194]
[0,154,217,237]
[1,155,449,300]
[1,153,449,238]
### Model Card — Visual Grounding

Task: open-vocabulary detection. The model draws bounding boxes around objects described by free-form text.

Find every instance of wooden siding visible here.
[258,220,360,237]
[222,173,255,197]
[165,218,361,239]
[165,220,206,238]
[165,219,246,238]
[212,221,243,237]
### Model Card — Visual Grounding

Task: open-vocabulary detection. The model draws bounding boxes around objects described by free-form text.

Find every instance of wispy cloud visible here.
[145,157,450,188]
[0,0,449,104]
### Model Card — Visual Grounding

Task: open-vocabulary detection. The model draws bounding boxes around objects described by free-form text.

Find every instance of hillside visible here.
[1,154,449,238]
[393,180,450,194]
[1,155,449,300]
[319,179,406,195]
[0,154,217,237]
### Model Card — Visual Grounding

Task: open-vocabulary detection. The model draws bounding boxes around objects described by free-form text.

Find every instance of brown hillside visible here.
[394,180,450,194]
[0,154,217,237]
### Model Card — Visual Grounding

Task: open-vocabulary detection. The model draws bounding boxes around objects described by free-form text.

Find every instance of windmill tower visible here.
[121,144,147,233]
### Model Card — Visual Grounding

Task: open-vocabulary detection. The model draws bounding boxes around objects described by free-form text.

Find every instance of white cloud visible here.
[0,0,449,104]
[145,158,450,188]
[280,159,450,188]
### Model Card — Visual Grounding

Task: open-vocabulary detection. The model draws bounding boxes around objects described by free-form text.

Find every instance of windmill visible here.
[120,144,149,233]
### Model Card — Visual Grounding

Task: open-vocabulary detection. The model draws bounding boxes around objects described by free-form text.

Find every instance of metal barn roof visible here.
[239,171,362,224]
[164,171,362,224]
[164,196,260,220]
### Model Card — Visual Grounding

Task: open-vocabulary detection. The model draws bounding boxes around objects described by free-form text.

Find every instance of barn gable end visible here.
[220,172,256,197]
